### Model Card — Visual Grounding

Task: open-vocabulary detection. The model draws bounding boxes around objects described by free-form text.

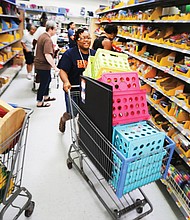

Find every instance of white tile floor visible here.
[0,66,185,220]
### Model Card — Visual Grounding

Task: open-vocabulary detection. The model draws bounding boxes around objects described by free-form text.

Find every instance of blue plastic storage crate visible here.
[109,135,175,198]
[112,121,165,158]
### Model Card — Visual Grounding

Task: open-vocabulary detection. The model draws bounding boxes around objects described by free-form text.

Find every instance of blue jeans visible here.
[36,69,51,102]
[65,92,79,117]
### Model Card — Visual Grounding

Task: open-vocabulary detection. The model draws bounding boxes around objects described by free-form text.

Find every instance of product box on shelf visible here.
[13,53,24,67]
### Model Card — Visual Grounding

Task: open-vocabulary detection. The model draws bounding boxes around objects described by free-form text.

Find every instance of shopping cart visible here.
[0,106,35,220]
[66,88,175,220]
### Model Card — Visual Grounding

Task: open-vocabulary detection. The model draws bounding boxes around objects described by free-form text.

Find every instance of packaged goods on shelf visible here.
[0,76,9,84]
[0,162,14,203]
[0,34,14,43]
[172,133,190,158]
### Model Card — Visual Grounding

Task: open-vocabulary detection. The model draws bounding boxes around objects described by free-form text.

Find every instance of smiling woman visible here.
[57,28,96,133]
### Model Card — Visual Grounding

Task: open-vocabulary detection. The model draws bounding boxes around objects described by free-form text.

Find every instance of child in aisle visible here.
[57,28,96,132]
[21,25,36,80]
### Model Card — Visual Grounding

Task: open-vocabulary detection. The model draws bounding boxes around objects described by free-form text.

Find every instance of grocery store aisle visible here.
[1,66,185,220]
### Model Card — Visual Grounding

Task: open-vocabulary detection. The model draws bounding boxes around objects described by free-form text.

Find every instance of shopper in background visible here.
[25,17,31,32]
[92,24,118,50]
[21,25,36,80]
[34,21,59,108]
[32,13,48,86]
[58,28,96,133]
[67,22,76,48]
[33,13,47,55]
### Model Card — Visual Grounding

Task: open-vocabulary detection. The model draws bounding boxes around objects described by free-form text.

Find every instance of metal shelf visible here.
[149,119,190,167]
[123,50,190,84]
[0,66,21,96]
[0,39,21,50]
[139,76,190,114]
[166,176,190,219]
[97,0,190,15]
[174,147,190,167]
[99,19,190,24]
[0,28,19,34]
[3,0,17,6]
[118,35,190,56]
[24,8,64,15]
[0,53,18,66]
[147,96,190,141]
[0,14,18,19]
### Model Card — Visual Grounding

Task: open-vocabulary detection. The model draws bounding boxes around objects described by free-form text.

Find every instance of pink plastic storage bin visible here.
[113,90,150,125]
[99,72,140,91]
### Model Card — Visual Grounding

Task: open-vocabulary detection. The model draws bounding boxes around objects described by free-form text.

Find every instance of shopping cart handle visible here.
[8,103,33,115]
[8,103,18,108]
[71,85,80,88]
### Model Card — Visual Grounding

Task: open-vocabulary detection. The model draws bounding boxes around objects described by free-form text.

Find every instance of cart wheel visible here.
[67,158,72,169]
[136,199,143,214]
[136,206,143,214]
[25,201,35,217]
[114,209,121,218]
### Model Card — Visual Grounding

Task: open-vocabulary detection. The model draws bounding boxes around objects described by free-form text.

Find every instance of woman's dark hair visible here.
[74,28,87,41]
[40,12,47,26]
[25,17,30,23]
[67,22,74,30]
[104,24,118,35]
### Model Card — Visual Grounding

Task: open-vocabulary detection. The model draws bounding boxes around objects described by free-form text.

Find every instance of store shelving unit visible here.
[124,50,190,84]
[95,1,190,219]
[96,0,190,15]
[0,0,24,95]
[23,7,64,27]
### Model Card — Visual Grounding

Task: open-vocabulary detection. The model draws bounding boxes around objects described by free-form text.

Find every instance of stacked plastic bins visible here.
[91,49,176,199]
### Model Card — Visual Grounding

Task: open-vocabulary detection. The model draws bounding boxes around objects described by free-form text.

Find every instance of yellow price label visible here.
[176,201,181,208]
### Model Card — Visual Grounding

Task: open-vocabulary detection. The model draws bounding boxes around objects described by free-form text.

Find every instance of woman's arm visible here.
[45,54,59,71]
[21,42,29,52]
[59,69,71,92]
[102,39,112,50]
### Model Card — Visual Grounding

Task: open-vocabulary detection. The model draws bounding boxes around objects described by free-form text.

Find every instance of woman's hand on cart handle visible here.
[63,81,71,93]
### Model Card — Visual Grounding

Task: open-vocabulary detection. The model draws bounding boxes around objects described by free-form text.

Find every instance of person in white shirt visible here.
[21,25,36,80]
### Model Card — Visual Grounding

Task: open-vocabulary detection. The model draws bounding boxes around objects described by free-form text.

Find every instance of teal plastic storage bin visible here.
[112,121,165,158]
[109,135,175,198]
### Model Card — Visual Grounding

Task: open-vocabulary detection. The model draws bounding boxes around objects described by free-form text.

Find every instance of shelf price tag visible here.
[164,68,170,73]
[176,201,181,208]
[187,160,190,166]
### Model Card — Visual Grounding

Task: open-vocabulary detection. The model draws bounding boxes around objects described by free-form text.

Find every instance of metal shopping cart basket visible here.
[67,89,175,220]
[0,106,34,220]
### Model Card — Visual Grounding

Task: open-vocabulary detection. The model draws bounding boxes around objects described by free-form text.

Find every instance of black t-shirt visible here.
[57,46,96,86]
[92,36,107,50]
